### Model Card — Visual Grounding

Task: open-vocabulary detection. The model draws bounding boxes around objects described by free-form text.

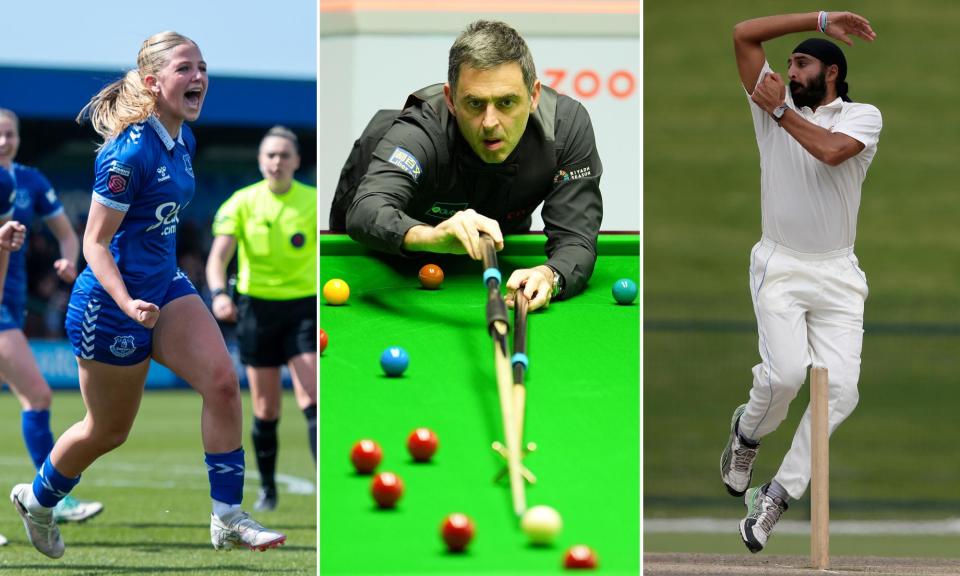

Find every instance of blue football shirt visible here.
[73,115,196,305]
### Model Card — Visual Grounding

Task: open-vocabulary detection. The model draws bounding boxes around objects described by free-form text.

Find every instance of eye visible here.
[499,99,515,109]
[467,100,483,110]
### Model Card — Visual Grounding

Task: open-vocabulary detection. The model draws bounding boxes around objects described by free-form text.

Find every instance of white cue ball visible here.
[521,505,563,545]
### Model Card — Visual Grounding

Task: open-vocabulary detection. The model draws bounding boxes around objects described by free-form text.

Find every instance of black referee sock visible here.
[251,417,279,491]
[303,404,317,462]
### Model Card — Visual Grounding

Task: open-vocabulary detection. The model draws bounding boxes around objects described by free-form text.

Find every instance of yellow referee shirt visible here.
[212,179,316,300]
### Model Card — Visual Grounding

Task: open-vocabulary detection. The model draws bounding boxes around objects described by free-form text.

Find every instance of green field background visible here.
[0,390,317,575]
[644,0,960,557]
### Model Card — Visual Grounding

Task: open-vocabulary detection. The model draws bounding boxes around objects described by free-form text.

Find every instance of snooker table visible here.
[320,233,640,575]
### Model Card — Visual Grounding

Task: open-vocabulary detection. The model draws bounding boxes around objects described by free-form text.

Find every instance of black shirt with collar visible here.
[341,84,603,300]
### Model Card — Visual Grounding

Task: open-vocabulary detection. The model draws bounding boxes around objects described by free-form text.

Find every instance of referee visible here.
[206,126,317,512]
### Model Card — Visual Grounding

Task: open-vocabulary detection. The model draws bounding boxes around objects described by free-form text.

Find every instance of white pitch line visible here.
[644,517,960,536]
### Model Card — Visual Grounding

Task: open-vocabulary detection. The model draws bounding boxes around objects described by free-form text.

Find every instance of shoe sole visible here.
[721,405,750,497]
[214,534,286,552]
[738,519,763,553]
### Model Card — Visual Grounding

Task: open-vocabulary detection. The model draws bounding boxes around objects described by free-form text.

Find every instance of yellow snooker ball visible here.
[323,278,350,305]
[521,505,562,546]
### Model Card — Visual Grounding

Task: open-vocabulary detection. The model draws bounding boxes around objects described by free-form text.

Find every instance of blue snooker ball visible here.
[612,278,638,305]
[380,346,410,377]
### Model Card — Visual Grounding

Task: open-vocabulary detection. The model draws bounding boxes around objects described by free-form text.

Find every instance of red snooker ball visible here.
[320,328,328,354]
[418,264,444,289]
[350,439,382,474]
[407,428,439,462]
[441,513,475,553]
[563,545,598,569]
[371,472,403,508]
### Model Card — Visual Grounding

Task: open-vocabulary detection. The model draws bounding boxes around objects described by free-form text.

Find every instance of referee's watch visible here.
[772,103,789,125]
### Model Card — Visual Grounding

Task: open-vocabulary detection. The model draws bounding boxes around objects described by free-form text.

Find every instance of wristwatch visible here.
[546,265,564,298]
[772,103,789,125]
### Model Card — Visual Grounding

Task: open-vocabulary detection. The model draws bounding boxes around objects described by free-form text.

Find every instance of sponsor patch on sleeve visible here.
[106,161,134,195]
[553,160,593,184]
[387,147,422,182]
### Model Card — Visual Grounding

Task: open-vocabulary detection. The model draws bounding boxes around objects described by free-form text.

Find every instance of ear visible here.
[825,64,839,84]
[443,83,456,116]
[143,74,161,95]
[529,79,542,112]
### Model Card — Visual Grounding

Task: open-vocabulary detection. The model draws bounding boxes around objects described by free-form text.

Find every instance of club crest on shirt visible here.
[107,161,133,195]
[109,335,137,358]
[182,154,194,178]
[388,147,422,182]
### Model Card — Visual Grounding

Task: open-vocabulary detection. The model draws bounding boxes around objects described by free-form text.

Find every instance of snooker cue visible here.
[511,289,529,457]
[479,233,526,517]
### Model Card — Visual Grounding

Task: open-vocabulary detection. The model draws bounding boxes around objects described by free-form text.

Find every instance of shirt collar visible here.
[146,115,185,151]
[797,97,845,115]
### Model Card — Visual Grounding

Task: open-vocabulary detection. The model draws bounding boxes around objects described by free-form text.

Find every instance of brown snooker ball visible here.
[407,428,439,462]
[441,513,475,553]
[371,472,403,508]
[350,439,382,474]
[563,545,598,569]
[418,264,444,289]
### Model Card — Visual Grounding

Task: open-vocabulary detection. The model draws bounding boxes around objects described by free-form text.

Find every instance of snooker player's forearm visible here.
[545,242,596,301]
[401,225,435,253]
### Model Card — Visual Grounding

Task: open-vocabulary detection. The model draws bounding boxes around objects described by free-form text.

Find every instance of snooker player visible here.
[330,20,603,312]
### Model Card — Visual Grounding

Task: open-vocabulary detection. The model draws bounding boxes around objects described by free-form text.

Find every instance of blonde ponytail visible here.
[76,31,197,148]
[76,70,156,146]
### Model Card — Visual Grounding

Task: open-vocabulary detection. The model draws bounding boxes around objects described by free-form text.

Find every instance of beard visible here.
[789,69,828,109]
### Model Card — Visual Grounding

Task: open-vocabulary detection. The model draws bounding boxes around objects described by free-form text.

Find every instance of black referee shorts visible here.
[237,294,317,367]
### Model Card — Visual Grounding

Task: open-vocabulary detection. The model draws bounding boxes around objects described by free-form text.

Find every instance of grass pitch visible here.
[645,0,960,558]
[0,389,316,575]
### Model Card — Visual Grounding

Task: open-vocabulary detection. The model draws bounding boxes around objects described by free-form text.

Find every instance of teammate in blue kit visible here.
[0,164,26,547]
[9,32,285,559]
[0,109,104,527]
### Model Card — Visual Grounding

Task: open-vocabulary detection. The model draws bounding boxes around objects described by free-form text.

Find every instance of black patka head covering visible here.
[793,38,851,102]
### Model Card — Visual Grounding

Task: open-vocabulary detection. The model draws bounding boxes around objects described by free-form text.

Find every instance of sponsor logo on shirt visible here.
[109,335,137,358]
[107,161,134,195]
[425,202,469,219]
[156,165,171,183]
[388,147,422,182]
[553,162,592,184]
[145,201,183,236]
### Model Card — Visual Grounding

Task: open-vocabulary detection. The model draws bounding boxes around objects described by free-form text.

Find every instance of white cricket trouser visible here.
[738,238,868,500]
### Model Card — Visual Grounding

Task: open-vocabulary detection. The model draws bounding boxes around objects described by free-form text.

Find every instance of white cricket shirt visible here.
[748,61,882,253]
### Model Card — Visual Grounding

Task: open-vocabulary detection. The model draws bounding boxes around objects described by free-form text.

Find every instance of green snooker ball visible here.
[612,278,637,305]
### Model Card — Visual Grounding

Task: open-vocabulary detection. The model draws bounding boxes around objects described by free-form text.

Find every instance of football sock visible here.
[32,456,80,508]
[22,409,54,470]
[205,447,245,508]
[251,417,278,489]
[303,404,317,462]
